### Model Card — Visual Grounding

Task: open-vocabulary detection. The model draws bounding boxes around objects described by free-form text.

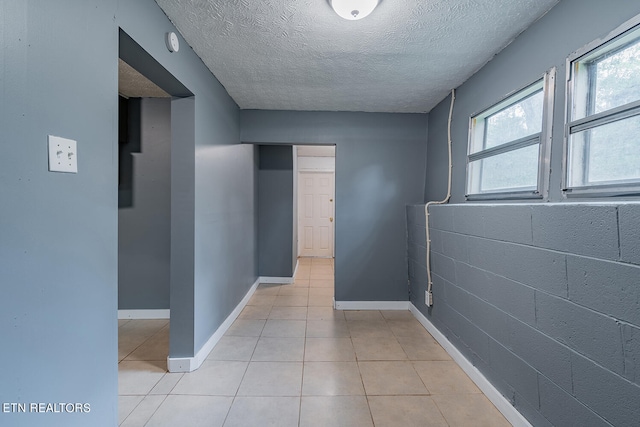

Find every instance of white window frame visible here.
[564,15,640,197]
[465,69,555,200]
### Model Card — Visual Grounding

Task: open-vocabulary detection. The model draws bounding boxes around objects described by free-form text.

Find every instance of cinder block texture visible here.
[453,206,485,237]
[427,204,454,232]
[467,237,567,298]
[428,229,444,255]
[464,291,514,343]
[479,205,533,245]
[434,204,534,244]
[515,389,554,427]
[408,243,427,271]
[531,205,619,260]
[440,231,469,264]
[478,357,515,406]
[429,274,447,309]
[410,259,427,284]
[441,303,491,363]
[623,324,640,385]
[619,204,640,265]
[568,256,640,325]
[430,252,456,284]
[455,262,536,326]
[572,352,640,427]
[462,292,513,345]
[488,339,539,408]
[535,292,624,375]
[408,201,640,427]
[538,374,610,427]
[508,320,573,393]
[441,280,472,318]
[408,224,426,246]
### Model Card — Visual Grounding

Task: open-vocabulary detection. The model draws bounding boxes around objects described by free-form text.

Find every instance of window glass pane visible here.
[568,115,640,186]
[484,90,544,149]
[592,40,640,114]
[468,144,539,193]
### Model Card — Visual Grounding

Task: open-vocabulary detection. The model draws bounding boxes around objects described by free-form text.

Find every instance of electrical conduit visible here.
[424,89,455,306]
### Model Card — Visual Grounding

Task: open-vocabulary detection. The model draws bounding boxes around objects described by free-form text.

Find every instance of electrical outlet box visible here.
[48,135,77,173]
[426,290,433,307]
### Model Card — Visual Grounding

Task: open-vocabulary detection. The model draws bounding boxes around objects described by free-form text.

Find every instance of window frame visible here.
[465,69,555,200]
[563,15,640,197]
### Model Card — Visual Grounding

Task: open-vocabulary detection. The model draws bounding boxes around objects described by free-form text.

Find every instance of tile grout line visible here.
[298,313,308,427]
[119,322,166,363]
[140,394,169,427]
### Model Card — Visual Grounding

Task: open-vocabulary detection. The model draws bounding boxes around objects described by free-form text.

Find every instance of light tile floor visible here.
[118,257,511,426]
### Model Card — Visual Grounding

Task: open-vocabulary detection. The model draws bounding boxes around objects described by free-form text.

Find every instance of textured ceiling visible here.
[155,0,558,113]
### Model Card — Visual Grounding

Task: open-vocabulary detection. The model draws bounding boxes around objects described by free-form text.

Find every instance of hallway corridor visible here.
[118,257,510,426]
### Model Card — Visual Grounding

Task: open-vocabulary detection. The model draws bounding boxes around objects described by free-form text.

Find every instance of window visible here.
[565,20,640,194]
[466,71,554,198]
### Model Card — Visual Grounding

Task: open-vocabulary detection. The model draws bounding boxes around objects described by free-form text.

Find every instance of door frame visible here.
[118,29,196,369]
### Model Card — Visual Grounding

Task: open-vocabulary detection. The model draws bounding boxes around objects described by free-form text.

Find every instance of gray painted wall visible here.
[119,98,171,310]
[242,111,428,302]
[417,0,640,425]
[116,0,258,357]
[258,145,295,277]
[409,203,640,426]
[292,149,299,271]
[0,1,119,425]
[0,0,257,425]
[425,0,640,204]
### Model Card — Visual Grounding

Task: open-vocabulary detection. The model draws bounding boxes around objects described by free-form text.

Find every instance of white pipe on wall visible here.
[424,89,456,306]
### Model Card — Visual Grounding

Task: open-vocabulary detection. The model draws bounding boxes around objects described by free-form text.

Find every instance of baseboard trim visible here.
[259,276,294,284]
[334,301,410,310]
[167,278,260,373]
[292,260,299,280]
[409,304,532,427]
[118,309,170,319]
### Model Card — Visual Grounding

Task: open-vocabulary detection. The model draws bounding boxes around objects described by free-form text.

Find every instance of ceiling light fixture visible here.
[329,0,379,20]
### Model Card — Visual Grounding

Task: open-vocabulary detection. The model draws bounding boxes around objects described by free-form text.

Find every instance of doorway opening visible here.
[293,145,336,303]
[117,29,194,374]
[295,145,336,259]
[117,64,172,364]
[253,143,337,299]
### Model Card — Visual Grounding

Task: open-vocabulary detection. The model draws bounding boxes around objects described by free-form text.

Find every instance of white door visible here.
[298,172,335,257]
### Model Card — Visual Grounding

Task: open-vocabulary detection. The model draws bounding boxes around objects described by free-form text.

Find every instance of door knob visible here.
[330,217,333,222]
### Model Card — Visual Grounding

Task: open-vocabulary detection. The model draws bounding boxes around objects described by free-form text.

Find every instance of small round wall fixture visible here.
[166,31,180,53]
[329,0,379,20]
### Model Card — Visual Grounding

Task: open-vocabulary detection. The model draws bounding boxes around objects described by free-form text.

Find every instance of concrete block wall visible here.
[407,203,640,427]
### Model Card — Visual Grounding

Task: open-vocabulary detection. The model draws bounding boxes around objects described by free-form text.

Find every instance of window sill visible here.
[465,190,542,202]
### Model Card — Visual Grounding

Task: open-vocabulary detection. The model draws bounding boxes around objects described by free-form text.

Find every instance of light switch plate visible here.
[48,135,78,173]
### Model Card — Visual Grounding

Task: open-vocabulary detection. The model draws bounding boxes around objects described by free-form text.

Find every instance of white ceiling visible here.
[154,0,559,113]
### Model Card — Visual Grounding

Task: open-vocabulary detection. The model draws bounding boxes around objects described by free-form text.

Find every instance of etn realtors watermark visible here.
[2,402,91,413]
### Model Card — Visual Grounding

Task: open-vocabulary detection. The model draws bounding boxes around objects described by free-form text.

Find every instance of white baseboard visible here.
[334,301,410,310]
[167,278,260,373]
[292,260,299,279]
[259,276,294,284]
[409,304,532,427]
[118,309,170,319]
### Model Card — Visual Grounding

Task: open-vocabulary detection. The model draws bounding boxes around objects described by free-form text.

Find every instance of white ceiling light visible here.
[329,0,379,20]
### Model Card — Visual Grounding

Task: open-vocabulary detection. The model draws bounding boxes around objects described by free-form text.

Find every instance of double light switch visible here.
[48,135,78,173]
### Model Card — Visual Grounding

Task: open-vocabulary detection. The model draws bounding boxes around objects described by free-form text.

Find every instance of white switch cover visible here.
[48,135,78,173]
